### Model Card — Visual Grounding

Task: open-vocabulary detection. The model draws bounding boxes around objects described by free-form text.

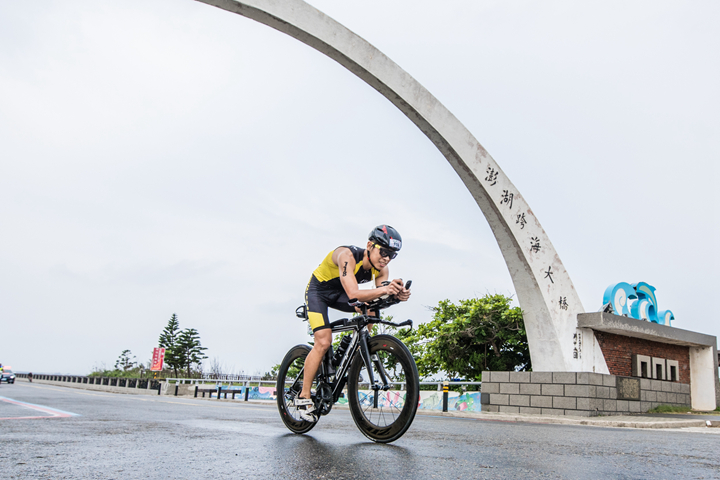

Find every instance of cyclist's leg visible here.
[327,290,355,314]
[329,292,375,333]
[299,329,331,399]
[299,281,333,401]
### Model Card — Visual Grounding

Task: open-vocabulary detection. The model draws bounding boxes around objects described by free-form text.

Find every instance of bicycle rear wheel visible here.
[347,334,419,443]
[276,344,317,434]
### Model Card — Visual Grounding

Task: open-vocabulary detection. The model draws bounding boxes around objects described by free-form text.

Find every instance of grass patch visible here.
[647,404,692,414]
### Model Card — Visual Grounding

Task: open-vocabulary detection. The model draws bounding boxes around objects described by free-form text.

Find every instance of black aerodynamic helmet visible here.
[368,225,402,251]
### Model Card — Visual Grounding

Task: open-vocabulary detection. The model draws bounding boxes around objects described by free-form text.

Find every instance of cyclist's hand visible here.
[397,280,411,302]
[384,279,403,297]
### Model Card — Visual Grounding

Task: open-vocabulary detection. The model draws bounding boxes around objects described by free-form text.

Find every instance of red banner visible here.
[151,348,165,371]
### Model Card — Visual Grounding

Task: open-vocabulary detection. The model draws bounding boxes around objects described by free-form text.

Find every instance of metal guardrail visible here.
[164,378,279,400]
[166,377,483,412]
[165,378,279,386]
[165,378,481,388]
[200,374,267,382]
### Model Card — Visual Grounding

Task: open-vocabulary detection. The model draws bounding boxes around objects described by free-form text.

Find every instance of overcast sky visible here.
[1,0,718,375]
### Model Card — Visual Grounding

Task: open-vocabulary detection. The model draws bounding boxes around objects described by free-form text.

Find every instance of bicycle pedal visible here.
[296,401,318,422]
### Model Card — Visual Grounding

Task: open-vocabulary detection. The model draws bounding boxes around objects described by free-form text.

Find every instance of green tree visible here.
[273,356,304,381]
[403,294,530,381]
[176,328,208,378]
[262,366,278,381]
[158,314,182,377]
[114,350,137,371]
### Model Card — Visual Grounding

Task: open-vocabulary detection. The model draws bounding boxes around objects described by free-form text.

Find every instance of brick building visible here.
[481,312,718,415]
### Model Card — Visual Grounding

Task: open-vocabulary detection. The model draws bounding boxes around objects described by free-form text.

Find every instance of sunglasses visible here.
[374,244,398,260]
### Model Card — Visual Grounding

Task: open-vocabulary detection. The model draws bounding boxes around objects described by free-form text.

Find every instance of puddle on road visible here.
[177,417,366,445]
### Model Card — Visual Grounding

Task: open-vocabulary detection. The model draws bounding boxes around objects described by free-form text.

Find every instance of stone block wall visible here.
[480,371,690,416]
[594,331,690,384]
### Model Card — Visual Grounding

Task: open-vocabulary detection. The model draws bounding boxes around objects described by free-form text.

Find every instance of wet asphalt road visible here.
[1,383,718,479]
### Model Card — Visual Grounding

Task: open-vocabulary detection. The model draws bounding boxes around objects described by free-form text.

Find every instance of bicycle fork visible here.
[358,330,391,408]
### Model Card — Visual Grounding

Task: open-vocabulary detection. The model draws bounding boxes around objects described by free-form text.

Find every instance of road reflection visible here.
[270,433,420,478]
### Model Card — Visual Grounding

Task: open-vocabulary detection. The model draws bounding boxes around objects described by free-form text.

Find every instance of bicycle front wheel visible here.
[347,334,419,443]
[276,344,317,434]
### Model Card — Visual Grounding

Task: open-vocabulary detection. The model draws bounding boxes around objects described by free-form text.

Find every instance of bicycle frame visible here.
[286,301,413,412]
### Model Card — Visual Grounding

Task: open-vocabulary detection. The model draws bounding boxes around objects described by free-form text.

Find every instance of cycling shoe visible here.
[294,397,317,422]
[298,409,317,422]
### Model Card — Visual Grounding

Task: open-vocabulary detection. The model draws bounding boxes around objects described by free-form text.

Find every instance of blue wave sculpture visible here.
[602,282,674,326]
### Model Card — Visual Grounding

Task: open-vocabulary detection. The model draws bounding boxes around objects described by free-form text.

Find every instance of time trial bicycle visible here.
[276,281,418,443]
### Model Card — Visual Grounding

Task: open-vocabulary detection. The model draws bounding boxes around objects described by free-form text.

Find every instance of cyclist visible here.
[295,225,411,421]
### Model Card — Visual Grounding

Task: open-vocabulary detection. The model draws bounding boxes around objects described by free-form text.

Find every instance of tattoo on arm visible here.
[342,262,348,277]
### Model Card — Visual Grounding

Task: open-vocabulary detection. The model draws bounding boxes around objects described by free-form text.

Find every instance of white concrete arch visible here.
[198,0,608,373]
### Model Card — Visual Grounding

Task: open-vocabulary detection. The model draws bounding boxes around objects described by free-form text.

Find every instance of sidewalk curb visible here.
[429,410,709,429]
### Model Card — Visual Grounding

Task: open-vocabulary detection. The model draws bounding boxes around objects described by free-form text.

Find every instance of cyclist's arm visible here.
[333,248,394,302]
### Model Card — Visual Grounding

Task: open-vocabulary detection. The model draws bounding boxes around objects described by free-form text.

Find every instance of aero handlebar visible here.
[342,280,413,329]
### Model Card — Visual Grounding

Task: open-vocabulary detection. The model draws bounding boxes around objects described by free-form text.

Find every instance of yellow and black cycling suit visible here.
[305,245,380,332]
